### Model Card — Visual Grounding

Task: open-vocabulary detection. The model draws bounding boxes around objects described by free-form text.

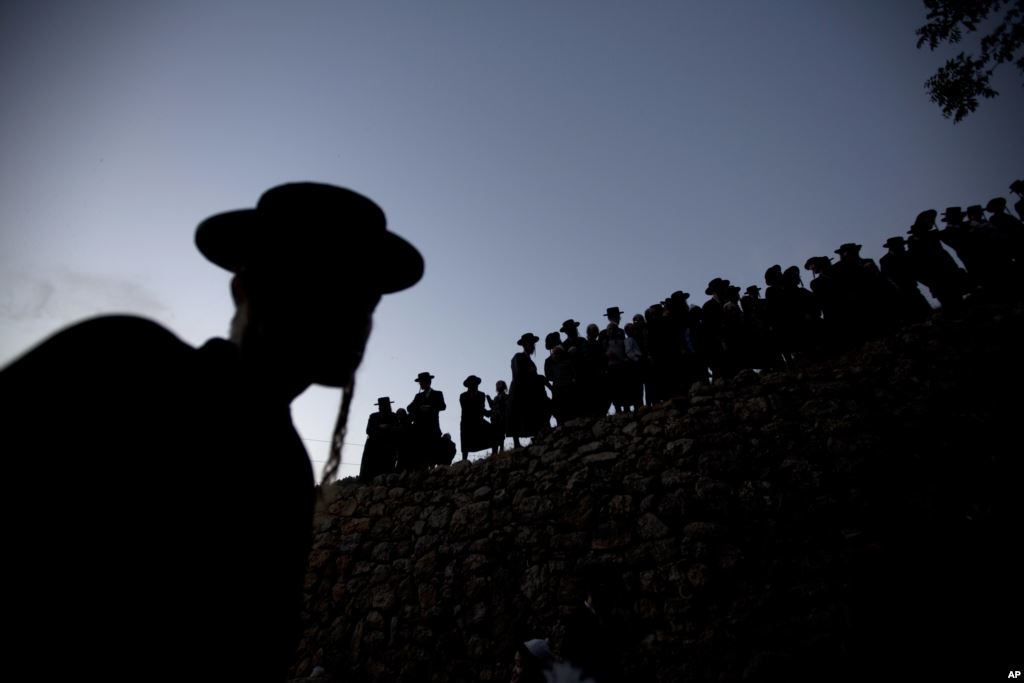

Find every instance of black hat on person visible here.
[835,243,862,255]
[195,182,424,294]
[560,319,580,334]
[966,204,985,218]
[670,290,690,301]
[544,331,563,350]
[805,256,832,270]
[745,285,761,294]
[705,278,730,295]
[909,209,937,234]
[884,236,906,249]
[985,197,1007,213]
[463,375,481,388]
[375,397,394,408]
[1011,179,1024,193]
[941,206,963,222]
[415,372,435,383]
[604,307,623,318]
[517,333,540,346]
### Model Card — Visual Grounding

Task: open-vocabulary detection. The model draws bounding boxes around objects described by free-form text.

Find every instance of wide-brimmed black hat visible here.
[705,278,730,295]
[517,333,540,346]
[195,182,424,294]
[670,290,690,301]
[985,197,1007,212]
[883,236,906,249]
[415,372,435,383]
[835,242,862,255]
[560,319,580,333]
[805,256,832,270]
[375,397,394,407]
[965,204,985,217]
[941,206,963,221]
[603,307,622,318]
[744,285,761,294]
[909,209,937,233]
[463,375,481,388]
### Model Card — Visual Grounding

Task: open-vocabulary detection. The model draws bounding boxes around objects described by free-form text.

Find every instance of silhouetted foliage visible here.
[916,0,1024,122]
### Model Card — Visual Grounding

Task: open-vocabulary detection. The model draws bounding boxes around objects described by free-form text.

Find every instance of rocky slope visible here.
[291,303,1024,682]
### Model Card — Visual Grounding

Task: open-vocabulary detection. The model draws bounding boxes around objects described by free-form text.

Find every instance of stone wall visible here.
[292,304,1024,682]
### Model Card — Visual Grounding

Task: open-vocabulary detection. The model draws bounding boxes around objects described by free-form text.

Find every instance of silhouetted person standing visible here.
[408,371,446,469]
[907,209,966,314]
[763,264,791,365]
[582,322,611,416]
[832,242,897,338]
[488,379,510,454]
[560,318,586,355]
[1011,179,1024,220]
[0,182,424,681]
[880,236,932,322]
[508,333,550,448]
[393,407,415,471]
[986,196,1024,271]
[700,280,733,382]
[361,397,401,480]
[544,331,577,424]
[560,319,586,416]
[740,284,776,370]
[599,307,629,413]
[805,256,841,344]
[459,375,491,460]
[623,321,645,410]
[937,206,981,283]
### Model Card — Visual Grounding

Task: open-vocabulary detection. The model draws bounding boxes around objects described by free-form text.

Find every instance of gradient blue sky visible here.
[2,1,1021,478]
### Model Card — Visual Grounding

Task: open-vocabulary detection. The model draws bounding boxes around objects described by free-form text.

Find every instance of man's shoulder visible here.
[2,315,194,380]
[46,314,188,354]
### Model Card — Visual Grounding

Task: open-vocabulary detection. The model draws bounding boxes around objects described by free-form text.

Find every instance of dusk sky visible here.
[2,1,1021,479]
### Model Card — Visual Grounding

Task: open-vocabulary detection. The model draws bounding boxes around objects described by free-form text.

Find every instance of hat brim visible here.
[196,209,424,294]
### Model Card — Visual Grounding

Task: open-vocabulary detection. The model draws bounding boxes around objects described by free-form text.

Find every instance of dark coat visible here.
[407,388,446,439]
[488,391,509,445]
[0,315,314,681]
[361,410,401,480]
[508,351,549,438]
[459,389,491,454]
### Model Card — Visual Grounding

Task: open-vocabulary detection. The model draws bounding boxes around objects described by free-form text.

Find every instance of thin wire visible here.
[301,437,365,446]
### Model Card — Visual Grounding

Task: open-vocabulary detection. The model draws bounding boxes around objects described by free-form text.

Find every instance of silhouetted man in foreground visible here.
[0,182,424,681]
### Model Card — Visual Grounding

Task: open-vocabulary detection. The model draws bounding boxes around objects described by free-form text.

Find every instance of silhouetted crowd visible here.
[360,182,1024,480]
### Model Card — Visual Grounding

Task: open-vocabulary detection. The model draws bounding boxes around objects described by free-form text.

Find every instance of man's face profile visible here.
[233,269,382,388]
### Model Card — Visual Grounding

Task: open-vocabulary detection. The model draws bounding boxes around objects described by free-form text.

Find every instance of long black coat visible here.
[361,410,401,480]
[0,315,314,681]
[408,389,446,439]
[508,351,550,437]
[459,389,491,454]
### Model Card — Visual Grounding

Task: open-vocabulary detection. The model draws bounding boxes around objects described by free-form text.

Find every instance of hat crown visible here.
[517,333,540,346]
[258,183,385,228]
[195,181,424,294]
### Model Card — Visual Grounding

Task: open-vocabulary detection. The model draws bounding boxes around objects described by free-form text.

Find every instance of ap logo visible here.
[1009,672,1021,679]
